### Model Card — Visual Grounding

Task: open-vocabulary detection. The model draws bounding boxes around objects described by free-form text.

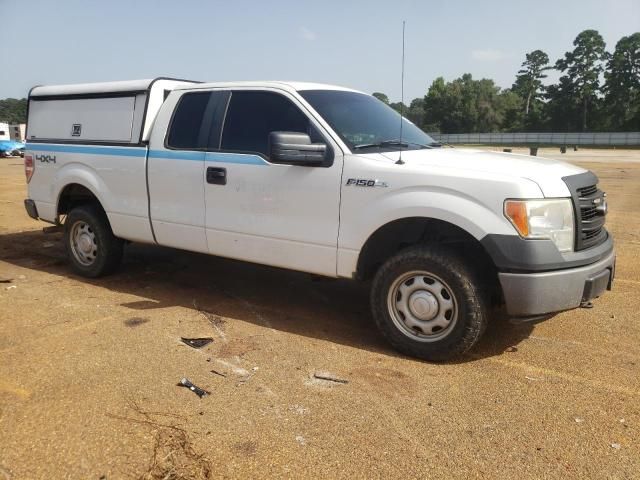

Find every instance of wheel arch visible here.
[356,217,501,302]
[56,182,108,220]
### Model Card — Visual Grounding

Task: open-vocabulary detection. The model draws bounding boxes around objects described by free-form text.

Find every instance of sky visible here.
[2,0,639,101]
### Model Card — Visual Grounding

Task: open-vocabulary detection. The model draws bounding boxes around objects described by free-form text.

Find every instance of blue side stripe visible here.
[26,143,147,157]
[204,152,267,165]
[148,149,204,161]
[26,143,267,165]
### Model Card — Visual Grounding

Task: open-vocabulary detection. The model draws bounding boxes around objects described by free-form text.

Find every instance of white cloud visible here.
[299,26,317,41]
[471,49,508,62]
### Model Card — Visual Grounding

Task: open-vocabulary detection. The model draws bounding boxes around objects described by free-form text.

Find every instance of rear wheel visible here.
[371,245,487,361]
[65,204,123,277]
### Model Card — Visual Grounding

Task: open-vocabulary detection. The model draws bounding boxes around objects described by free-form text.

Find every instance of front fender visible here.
[336,187,521,278]
[342,187,517,251]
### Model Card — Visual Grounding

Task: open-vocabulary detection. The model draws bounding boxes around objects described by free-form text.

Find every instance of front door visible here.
[148,90,226,253]
[204,89,343,276]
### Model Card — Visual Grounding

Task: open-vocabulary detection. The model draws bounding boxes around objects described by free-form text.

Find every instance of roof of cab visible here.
[29,79,363,98]
[175,81,363,94]
[29,77,199,97]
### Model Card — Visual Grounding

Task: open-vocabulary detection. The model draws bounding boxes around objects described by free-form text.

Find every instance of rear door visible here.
[148,91,228,253]
[203,89,344,276]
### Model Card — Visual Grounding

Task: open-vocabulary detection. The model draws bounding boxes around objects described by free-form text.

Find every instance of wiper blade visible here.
[352,140,431,150]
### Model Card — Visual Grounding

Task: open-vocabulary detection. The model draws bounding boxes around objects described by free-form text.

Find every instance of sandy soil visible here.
[0,150,639,479]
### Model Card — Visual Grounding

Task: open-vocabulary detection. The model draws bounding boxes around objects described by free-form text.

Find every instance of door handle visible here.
[206,167,226,185]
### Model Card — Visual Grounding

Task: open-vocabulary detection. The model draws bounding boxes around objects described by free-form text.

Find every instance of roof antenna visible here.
[396,20,406,165]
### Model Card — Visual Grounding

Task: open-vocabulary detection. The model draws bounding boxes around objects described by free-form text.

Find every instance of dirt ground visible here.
[0,148,639,479]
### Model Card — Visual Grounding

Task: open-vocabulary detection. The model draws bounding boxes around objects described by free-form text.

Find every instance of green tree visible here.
[406,98,425,128]
[497,89,524,132]
[544,76,578,131]
[389,101,407,115]
[553,29,607,131]
[0,98,28,124]
[372,92,390,104]
[512,50,550,128]
[422,74,508,133]
[603,32,640,130]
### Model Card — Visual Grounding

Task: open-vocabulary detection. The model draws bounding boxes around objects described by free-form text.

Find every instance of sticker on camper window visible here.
[71,124,82,136]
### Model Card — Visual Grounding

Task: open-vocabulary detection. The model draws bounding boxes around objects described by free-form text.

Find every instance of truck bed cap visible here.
[30,78,198,98]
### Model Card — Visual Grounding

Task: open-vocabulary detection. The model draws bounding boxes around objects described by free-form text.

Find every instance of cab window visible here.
[221,91,321,156]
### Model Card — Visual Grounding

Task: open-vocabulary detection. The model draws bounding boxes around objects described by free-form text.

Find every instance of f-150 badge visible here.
[346,178,388,187]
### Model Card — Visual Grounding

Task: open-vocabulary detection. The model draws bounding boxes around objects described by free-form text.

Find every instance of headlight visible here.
[504,199,574,252]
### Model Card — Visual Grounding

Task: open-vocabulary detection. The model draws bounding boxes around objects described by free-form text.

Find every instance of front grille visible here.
[563,172,608,251]
[577,184,598,198]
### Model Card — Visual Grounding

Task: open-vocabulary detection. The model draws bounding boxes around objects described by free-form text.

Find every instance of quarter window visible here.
[221,91,319,156]
[166,92,211,149]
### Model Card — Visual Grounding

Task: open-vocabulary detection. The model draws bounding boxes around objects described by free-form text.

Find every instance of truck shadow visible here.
[0,229,536,362]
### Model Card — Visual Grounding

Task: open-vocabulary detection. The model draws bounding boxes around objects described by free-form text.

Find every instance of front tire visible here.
[65,204,123,278]
[371,245,487,361]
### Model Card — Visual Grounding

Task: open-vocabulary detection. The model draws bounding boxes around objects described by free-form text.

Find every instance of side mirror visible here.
[268,132,327,166]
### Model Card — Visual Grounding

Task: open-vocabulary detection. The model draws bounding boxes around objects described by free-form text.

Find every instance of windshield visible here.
[299,90,436,152]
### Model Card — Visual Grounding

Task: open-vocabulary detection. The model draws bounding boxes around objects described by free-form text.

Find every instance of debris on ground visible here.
[42,225,62,234]
[574,417,585,423]
[525,375,542,382]
[295,435,307,446]
[290,404,309,415]
[0,278,12,283]
[4,285,16,291]
[192,300,226,327]
[180,337,214,349]
[177,378,210,398]
[236,372,255,386]
[610,443,621,450]
[109,402,211,479]
[192,300,227,342]
[124,317,150,327]
[210,369,227,378]
[505,346,518,352]
[313,372,349,384]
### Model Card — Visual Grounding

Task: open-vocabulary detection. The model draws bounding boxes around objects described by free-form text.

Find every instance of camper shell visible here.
[27,78,199,146]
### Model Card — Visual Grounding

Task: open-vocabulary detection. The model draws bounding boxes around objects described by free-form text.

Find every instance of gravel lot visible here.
[1,149,639,479]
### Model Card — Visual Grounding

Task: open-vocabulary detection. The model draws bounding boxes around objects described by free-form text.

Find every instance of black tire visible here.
[370,245,488,361]
[64,204,123,278]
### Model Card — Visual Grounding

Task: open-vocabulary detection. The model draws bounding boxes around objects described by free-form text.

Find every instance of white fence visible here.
[429,132,640,146]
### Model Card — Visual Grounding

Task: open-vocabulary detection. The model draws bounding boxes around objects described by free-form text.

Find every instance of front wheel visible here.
[370,245,488,361]
[65,204,124,278]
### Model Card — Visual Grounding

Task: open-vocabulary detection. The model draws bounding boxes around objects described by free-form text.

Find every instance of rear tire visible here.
[370,245,487,361]
[65,204,123,278]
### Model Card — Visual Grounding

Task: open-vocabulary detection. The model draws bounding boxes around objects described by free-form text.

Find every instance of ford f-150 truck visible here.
[23,78,615,360]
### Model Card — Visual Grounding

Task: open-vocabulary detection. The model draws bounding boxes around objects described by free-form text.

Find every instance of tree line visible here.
[373,30,639,133]
[0,98,27,124]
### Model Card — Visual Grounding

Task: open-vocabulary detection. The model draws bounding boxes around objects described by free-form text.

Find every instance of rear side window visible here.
[221,91,319,156]
[166,92,211,149]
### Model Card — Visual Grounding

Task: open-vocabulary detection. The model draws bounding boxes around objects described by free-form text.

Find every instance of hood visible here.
[373,147,586,197]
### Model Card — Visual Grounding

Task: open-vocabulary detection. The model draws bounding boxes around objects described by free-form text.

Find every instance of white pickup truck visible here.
[23,78,615,360]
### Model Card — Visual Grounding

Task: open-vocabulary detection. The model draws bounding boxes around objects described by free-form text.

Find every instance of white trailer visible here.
[0,122,9,141]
